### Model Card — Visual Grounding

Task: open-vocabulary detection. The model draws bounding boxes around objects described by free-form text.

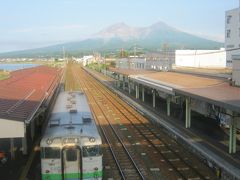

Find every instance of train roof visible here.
[41,91,101,147]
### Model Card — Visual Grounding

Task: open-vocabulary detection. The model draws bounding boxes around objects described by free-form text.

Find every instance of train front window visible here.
[66,149,77,161]
[83,145,100,157]
[43,147,60,159]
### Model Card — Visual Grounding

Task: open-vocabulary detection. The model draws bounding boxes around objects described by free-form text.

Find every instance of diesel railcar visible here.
[40,91,102,180]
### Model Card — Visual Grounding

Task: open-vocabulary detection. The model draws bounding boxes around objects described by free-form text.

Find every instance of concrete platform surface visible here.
[136,72,240,113]
[142,72,225,88]
[109,67,156,76]
[103,67,240,113]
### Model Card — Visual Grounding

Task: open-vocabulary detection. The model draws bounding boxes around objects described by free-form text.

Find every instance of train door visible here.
[62,147,82,180]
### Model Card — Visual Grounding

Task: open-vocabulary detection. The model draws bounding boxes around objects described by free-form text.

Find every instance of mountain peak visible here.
[149,21,176,31]
[110,22,129,29]
[95,22,140,40]
[151,21,167,27]
[0,21,223,58]
[95,21,180,40]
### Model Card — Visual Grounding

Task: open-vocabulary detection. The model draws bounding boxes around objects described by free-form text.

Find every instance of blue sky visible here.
[0,0,238,52]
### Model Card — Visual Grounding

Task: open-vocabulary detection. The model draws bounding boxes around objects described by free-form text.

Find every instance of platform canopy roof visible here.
[0,66,61,138]
[129,71,240,114]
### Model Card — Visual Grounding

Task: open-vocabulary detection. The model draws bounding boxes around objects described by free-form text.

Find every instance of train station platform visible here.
[172,66,232,79]
[0,66,62,154]
[84,67,240,179]
[97,68,240,113]
[141,72,240,112]
[109,67,156,76]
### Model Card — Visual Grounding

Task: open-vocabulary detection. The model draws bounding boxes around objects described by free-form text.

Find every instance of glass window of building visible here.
[226,29,231,38]
[227,15,232,24]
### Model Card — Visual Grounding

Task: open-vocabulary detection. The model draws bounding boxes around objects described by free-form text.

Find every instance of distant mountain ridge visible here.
[94,21,180,40]
[0,21,223,58]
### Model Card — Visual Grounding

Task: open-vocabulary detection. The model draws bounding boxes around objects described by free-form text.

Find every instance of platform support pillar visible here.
[30,118,35,140]
[185,97,191,128]
[10,138,15,160]
[135,84,139,99]
[229,115,237,154]
[117,74,120,88]
[152,89,156,108]
[142,86,145,102]
[22,125,27,155]
[123,76,125,90]
[167,97,171,116]
[128,78,131,94]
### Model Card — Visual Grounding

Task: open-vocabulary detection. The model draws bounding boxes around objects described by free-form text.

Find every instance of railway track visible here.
[65,63,81,91]
[83,71,213,179]
[89,93,146,180]
[66,63,217,180]
[71,66,147,179]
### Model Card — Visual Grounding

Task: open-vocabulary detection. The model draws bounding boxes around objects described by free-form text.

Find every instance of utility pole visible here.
[121,48,124,58]
[63,46,66,62]
[134,44,137,57]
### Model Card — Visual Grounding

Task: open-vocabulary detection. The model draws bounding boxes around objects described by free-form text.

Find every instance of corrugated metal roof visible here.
[0,66,62,122]
[109,67,156,76]
[137,72,240,113]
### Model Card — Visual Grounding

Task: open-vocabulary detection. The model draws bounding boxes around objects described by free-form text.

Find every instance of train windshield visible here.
[66,148,77,161]
[41,147,61,159]
[82,145,101,157]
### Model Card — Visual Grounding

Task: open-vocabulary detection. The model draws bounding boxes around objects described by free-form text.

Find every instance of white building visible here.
[232,55,240,86]
[225,7,240,67]
[175,49,226,68]
[116,58,146,69]
[74,55,95,66]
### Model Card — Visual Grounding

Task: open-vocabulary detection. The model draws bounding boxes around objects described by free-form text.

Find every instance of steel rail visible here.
[82,67,209,180]
[74,67,145,180]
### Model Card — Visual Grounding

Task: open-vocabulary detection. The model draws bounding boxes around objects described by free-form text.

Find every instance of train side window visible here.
[83,145,101,157]
[66,149,77,161]
[41,148,45,158]
[44,147,60,159]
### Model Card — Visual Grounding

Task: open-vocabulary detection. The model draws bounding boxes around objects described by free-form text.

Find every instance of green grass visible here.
[87,63,108,72]
[0,71,10,80]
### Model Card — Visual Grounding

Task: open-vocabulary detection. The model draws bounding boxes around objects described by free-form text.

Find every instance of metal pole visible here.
[185,97,191,128]
[167,97,171,116]
[123,76,125,90]
[22,124,27,155]
[153,90,156,108]
[135,84,139,99]
[142,86,145,102]
[229,116,237,153]
[10,138,15,160]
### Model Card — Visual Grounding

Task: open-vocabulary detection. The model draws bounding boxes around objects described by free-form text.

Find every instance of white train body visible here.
[40,91,102,180]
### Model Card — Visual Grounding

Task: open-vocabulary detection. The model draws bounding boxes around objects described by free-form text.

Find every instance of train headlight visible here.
[46,138,53,145]
[89,137,95,142]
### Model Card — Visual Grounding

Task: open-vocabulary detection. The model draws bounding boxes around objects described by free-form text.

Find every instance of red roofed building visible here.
[0,66,62,154]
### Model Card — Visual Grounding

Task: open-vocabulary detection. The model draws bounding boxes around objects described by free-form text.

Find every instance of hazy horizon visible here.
[0,0,238,53]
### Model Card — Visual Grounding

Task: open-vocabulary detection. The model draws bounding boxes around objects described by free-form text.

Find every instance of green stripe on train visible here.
[42,171,103,180]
